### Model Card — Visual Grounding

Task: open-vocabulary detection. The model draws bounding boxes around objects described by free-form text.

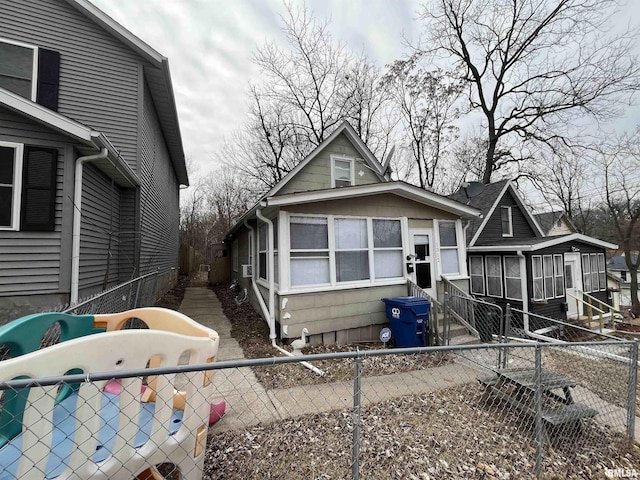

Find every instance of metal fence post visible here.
[443,292,450,346]
[627,340,638,447]
[534,344,543,480]
[352,355,362,480]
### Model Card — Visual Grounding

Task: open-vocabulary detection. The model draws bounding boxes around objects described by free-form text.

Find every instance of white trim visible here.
[65,0,164,64]
[532,255,544,301]
[266,181,481,218]
[503,255,523,301]
[485,255,503,297]
[468,181,546,246]
[434,219,467,278]
[469,255,485,296]
[0,141,24,231]
[331,154,355,187]
[0,37,38,101]
[0,88,94,142]
[277,277,406,296]
[553,254,564,298]
[467,233,618,252]
[542,254,554,300]
[501,206,513,237]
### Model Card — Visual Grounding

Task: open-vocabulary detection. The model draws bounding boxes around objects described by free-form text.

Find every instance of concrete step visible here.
[447,334,481,346]
[438,322,470,338]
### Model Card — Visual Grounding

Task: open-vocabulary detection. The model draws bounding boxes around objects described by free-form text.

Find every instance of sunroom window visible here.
[288,215,403,288]
[290,216,330,286]
[486,256,502,297]
[504,256,522,300]
[469,256,485,295]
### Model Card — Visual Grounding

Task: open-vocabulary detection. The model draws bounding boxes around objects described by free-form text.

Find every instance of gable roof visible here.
[534,211,576,234]
[448,180,545,246]
[65,0,188,186]
[0,88,139,187]
[266,120,386,198]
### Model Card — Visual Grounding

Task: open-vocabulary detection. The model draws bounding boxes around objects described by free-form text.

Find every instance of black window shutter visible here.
[36,49,60,111]
[21,147,57,232]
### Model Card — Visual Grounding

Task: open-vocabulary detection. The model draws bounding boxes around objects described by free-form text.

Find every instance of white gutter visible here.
[244,219,324,376]
[70,147,108,304]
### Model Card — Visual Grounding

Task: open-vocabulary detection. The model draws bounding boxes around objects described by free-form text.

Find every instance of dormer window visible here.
[332,156,354,188]
[501,206,513,237]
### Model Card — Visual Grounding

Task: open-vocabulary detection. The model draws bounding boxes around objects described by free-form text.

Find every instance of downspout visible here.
[70,148,108,305]
[250,214,324,375]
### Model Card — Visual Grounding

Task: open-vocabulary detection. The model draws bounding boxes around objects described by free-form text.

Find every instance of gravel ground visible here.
[158,278,640,479]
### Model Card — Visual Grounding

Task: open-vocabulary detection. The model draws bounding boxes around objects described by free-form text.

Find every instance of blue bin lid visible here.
[382,296,431,306]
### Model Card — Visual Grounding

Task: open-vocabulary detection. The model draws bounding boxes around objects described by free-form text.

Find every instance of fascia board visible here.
[65,0,164,65]
[468,181,511,246]
[530,233,618,251]
[510,184,545,237]
[0,88,93,143]
[266,183,481,217]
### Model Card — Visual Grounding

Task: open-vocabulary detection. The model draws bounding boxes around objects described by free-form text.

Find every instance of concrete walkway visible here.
[178,286,483,433]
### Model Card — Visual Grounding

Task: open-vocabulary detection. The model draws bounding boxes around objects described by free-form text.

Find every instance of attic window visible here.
[332,156,354,188]
[501,206,513,237]
[0,39,37,101]
[0,38,60,110]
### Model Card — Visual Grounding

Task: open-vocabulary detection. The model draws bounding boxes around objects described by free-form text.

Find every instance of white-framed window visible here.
[288,214,404,288]
[591,253,599,291]
[582,253,592,292]
[469,256,485,295]
[598,253,606,290]
[232,239,238,272]
[0,142,24,230]
[553,254,564,298]
[0,38,38,101]
[504,256,522,300]
[543,255,554,299]
[438,220,461,275]
[501,206,513,237]
[485,256,503,297]
[532,255,544,301]
[248,231,253,267]
[331,155,354,188]
[290,216,330,286]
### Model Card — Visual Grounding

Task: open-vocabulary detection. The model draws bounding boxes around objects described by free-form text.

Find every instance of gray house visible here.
[226,121,480,345]
[0,0,188,321]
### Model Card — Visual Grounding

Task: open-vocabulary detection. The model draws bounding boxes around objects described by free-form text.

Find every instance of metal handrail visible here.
[407,279,442,345]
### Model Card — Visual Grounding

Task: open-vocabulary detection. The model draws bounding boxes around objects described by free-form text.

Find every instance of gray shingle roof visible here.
[608,255,637,271]
[448,180,509,245]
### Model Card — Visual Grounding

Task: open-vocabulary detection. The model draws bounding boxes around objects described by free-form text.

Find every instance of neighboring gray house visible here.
[0,0,188,321]
[533,211,576,236]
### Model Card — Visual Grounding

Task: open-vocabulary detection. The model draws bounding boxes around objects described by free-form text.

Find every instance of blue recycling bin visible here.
[381,297,431,347]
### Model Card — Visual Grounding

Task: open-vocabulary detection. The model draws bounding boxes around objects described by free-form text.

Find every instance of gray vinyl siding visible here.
[278,133,381,195]
[0,109,69,297]
[138,82,179,274]
[77,164,122,297]
[0,0,140,168]
[117,187,138,279]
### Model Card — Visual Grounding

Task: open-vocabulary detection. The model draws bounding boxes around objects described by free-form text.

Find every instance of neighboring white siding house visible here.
[0,0,187,322]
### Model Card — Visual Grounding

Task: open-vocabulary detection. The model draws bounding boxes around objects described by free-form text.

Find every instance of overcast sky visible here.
[90,0,639,192]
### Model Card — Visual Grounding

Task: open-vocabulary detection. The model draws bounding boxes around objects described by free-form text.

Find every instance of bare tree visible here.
[601,129,640,315]
[382,60,463,190]
[227,2,395,188]
[414,0,640,183]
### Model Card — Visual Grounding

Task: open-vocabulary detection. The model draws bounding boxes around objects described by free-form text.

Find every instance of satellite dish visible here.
[463,181,485,198]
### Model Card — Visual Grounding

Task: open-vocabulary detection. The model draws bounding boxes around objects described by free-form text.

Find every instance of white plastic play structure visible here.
[0,307,220,479]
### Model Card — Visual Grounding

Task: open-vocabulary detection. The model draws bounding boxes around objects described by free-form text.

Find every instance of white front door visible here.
[409,230,437,300]
[564,253,582,318]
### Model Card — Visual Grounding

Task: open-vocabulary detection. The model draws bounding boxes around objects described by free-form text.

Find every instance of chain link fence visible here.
[62,268,177,316]
[1,342,637,479]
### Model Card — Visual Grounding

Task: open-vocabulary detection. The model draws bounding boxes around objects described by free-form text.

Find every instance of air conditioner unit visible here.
[241,264,253,278]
